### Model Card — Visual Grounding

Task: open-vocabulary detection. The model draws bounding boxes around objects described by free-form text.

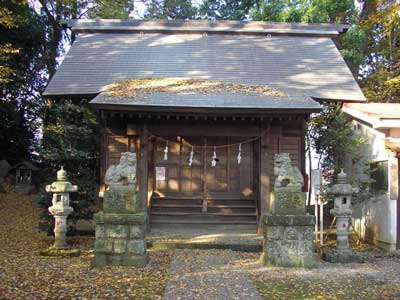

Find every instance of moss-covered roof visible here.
[104,78,285,99]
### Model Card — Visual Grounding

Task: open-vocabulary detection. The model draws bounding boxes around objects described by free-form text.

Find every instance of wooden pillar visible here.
[139,124,149,217]
[397,153,400,249]
[300,117,307,179]
[99,111,108,192]
[259,123,270,229]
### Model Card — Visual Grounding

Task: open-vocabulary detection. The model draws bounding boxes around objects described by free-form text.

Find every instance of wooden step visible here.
[150,223,258,232]
[207,206,256,214]
[152,198,255,206]
[151,204,203,213]
[151,211,257,216]
[207,199,256,206]
[150,213,257,225]
[151,198,203,206]
[150,218,257,225]
[151,203,256,214]
[152,193,254,200]
[151,204,203,208]
[150,194,258,226]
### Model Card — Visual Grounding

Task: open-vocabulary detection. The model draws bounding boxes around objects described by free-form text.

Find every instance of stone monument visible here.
[261,153,316,267]
[92,152,149,267]
[41,166,80,257]
[325,170,363,263]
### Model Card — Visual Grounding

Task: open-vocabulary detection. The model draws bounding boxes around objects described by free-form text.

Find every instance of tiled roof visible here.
[44,27,365,102]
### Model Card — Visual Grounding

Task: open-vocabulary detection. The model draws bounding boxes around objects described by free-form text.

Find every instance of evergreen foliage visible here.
[0,0,46,164]
[308,104,366,170]
[33,0,134,233]
[358,0,400,102]
[87,0,134,19]
[199,0,257,20]
[144,0,197,19]
[38,99,99,234]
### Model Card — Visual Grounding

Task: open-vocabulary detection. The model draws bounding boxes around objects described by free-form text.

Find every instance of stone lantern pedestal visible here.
[40,167,80,257]
[325,170,363,263]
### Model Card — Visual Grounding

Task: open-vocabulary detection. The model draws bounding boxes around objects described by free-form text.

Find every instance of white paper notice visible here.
[156,167,166,181]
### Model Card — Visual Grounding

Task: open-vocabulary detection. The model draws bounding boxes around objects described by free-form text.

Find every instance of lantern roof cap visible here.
[45,166,78,193]
[337,169,347,184]
[329,169,353,195]
[57,166,67,181]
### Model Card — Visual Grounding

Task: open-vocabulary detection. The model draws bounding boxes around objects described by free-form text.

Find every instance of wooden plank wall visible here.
[101,116,306,224]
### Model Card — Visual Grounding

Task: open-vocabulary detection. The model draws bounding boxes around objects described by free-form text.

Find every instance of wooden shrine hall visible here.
[43,19,366,231]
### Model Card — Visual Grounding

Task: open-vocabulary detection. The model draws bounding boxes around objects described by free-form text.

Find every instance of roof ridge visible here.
[64,19,349,37]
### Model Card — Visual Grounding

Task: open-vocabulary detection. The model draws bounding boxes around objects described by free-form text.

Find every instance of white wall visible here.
[352,194,397,251]
[347,120,398,251]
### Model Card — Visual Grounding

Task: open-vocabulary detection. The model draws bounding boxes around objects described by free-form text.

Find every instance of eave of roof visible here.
[90,92,321,114]
[343,103,400,129]
[385,138,400,152]
[65,19,349,38]
[11,161,39,171]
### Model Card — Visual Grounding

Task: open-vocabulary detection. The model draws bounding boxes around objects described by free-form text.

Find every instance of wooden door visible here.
[154,136,181,192]
[181,137,203,193]
[205,137,229,193]
[153,136,254,198]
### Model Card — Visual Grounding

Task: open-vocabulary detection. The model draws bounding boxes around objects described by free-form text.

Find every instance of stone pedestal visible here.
[261,214,316,268]
[324,211,363,263]
[51,212,71,248]
[334,213,351,250]
[92,186,148,267]
[324,248,363,263]
[271,189,306,215]
[261,153,316,268]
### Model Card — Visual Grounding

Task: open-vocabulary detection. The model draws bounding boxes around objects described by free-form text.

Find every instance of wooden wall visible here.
[100,115,306,222]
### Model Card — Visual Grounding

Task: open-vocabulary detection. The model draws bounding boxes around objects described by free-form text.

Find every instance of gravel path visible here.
[163,249,262,300]
[148,226,261,247]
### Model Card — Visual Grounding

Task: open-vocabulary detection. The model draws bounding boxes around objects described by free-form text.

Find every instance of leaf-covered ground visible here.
[2,190,400,300]
[0,191,171,300]
[236,252,400,300]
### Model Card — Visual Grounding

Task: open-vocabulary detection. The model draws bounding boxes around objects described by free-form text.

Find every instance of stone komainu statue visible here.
[274,153,304,190]
[105,152,137,186]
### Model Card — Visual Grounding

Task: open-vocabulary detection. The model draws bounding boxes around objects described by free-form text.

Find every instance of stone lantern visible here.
[325,169,362,263]
[45,166,77,249]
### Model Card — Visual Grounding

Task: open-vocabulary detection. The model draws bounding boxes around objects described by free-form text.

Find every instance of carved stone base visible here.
[92,212,148,268]
[103,186,142,213]
[271,190,306,215]
[261,214,316,268]
[92,252,149,268]
[40,246,80,257]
